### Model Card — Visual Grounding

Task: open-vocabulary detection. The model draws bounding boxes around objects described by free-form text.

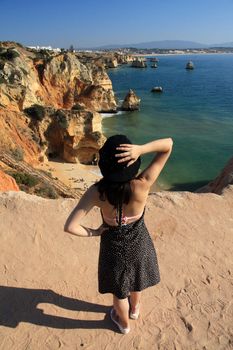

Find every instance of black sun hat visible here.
[98,135,141,182]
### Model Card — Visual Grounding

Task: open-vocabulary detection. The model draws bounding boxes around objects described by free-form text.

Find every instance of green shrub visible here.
[24,104,45,121]
[8,172,39,187]
[41,170,53,178]
[36,63,45,83]
[0,49,20,61]
[60,61,66,71]
[92,131,102,141]
[55,110,69,129]
[31,133,40,143]
[8,70,22,84]
[10,147,24,161]
[35,185,59,199]
[71,104,85,111]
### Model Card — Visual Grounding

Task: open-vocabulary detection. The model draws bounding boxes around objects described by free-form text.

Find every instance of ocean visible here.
[102,54,233,191]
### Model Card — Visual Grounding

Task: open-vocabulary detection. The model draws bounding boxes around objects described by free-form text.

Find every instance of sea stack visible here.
[131,57,147,68]
[186,61,194,70]
[122,89,141,111]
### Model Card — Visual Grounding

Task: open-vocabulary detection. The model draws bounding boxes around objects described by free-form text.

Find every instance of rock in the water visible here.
[186,61,194,70]
[122,89,141,111]
[151,86,163,93]
[132,58,147,68]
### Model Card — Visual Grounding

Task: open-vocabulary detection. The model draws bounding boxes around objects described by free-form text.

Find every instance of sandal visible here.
[110,308,130,334]
[129,303,140,320]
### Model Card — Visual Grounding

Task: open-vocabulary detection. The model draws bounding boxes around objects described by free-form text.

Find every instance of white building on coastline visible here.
[27,45,61,52]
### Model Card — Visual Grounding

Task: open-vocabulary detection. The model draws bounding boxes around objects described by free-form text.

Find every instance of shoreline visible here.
[35,159,164,194]
[132,52,233,57]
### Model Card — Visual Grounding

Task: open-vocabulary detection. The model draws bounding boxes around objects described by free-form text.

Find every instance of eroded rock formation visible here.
[0,107,40,164]
[122,89,141,111]
[132,57,147,68]
[26,107,105,164]
[0,43,116,112]
[0,42,114,166]
[0,169,19,191]
[196,156,233,194]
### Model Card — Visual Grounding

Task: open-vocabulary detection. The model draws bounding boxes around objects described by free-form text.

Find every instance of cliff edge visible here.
[0,186,232,349]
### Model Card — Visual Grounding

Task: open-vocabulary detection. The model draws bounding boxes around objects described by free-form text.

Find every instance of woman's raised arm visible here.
[116,138,173,188]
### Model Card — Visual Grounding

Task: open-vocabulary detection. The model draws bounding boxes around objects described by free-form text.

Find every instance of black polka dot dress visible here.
[98,208,160,299]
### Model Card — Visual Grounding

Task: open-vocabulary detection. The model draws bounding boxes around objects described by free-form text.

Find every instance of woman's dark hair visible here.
[95,178,132,208]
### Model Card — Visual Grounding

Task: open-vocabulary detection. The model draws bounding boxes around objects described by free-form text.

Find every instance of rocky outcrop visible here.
[0,42,116,113]
[0,107,40,165]
[0,42,113,167]
[115,53,133,64]
[26,107,105,164]
[122,89,141,111]
[196,156,233,194]
[0,152,81,198]
[105,57,118,68]
[77,85,117,113]
[77,52,133,68]
[132,57,147,68]
[0,169,19,191]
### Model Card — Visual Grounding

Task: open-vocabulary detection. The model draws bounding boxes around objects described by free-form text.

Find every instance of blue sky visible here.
[1,0,233,48]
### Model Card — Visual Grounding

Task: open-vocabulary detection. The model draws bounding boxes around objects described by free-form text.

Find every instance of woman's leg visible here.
[113,294,130,329]
[129,291,141,313]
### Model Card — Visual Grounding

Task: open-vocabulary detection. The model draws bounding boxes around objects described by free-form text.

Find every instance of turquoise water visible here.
[102,54,233,191]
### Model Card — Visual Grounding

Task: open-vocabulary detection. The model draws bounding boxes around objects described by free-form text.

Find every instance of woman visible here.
[64,135,173,334]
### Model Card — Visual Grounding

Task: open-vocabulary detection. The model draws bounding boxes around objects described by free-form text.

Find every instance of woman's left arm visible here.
[64,185,104,237]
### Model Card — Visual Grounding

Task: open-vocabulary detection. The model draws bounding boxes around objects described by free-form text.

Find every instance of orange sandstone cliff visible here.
[0,42,120,166]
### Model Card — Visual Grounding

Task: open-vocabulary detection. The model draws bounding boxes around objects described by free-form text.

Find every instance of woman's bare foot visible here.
[110,308,130,334]
[129,303,140,319]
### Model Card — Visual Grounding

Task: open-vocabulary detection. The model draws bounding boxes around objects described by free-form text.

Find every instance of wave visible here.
[101,111,125,118]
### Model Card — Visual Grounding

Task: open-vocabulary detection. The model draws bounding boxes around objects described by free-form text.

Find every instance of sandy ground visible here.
[0,186,233,349]
[35,159,162,193]
[35,159,102,192]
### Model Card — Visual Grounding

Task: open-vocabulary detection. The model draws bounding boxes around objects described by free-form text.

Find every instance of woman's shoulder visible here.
[131,176,150,192]
[130,177,150,202]
[81,183,100,203]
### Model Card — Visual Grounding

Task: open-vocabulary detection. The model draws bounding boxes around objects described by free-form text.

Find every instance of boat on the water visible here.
[150,57,159,62]
[151,86,163,92]
[186,61,194,70]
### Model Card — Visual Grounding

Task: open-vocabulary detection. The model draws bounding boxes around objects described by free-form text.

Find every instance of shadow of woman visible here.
[0,286,112,330]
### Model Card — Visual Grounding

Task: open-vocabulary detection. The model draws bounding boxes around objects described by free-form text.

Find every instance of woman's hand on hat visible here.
[115,144,141,166]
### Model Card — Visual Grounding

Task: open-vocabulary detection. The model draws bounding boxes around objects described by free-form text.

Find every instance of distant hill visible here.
[210,42,233,48]
[81,40,233,50]
[89,40,208,50]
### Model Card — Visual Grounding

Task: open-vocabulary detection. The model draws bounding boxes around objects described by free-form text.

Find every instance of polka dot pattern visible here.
[98,209,160,299]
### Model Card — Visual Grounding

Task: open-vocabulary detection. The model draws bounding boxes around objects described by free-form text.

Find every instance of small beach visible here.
[35,159,101,193]
[35,159,162,194]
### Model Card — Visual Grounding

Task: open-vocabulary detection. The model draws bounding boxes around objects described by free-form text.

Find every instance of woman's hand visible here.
[115,144,141,166]
[94,224,108,236]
